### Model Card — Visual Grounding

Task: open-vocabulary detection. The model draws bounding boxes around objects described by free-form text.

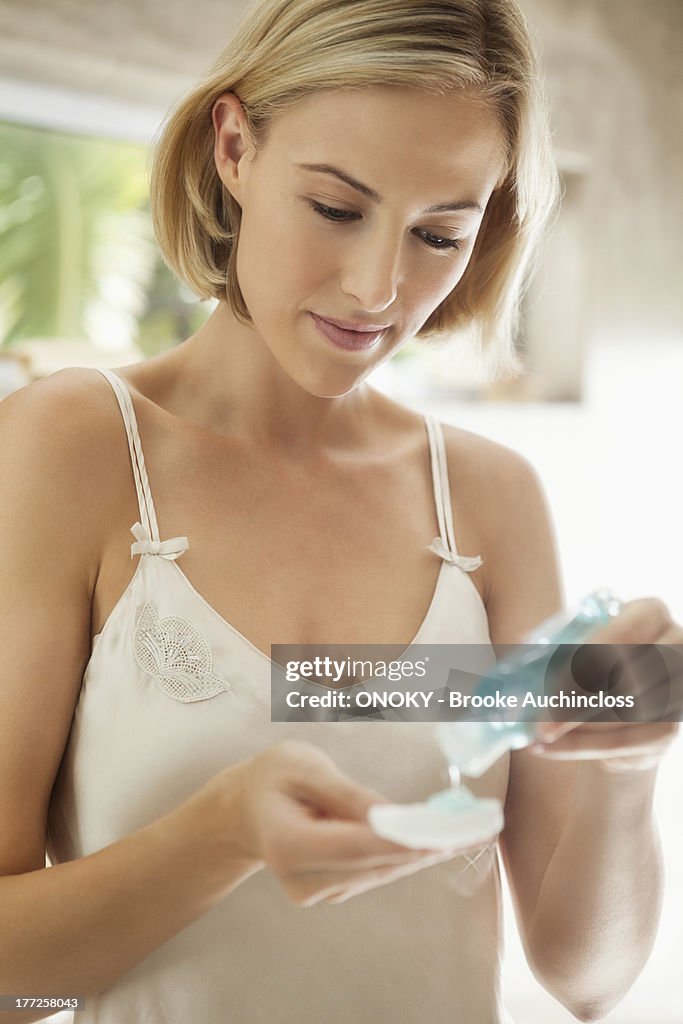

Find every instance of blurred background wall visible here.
[1,0,681,398]
[0,1,681,1021]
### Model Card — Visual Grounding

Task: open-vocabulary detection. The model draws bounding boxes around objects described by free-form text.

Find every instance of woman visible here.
[0,1,679,1022]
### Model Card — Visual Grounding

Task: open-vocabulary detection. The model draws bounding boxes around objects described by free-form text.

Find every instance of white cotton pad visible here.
[367,794,504,851]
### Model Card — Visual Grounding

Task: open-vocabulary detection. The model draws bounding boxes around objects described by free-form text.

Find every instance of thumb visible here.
[293,765,386,822]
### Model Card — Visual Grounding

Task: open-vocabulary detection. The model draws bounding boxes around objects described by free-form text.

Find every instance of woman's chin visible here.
[282,358,376,400]
[296,376,364,400]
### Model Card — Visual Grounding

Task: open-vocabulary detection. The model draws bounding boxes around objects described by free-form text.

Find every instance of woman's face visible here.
[214,86,507,397]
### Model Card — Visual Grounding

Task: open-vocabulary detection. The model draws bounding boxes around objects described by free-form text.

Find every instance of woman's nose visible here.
[340,229,402,313]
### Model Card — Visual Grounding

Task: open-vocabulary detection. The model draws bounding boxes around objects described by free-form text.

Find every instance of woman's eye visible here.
[308,201,463,252]
[310,201,357,222]
[419,231,463,251]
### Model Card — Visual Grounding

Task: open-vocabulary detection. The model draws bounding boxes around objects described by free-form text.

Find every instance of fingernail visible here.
[536,725,564,743]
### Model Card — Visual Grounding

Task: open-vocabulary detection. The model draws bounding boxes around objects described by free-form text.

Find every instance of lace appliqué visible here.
[133,602,230,703]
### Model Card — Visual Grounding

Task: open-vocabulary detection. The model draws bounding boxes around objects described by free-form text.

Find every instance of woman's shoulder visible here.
[0,367,135,564]
[439,420,540,493]
[1,366,132,471]
[403,410,548,604]
[440,420,554,608]
[437,419,547,542]
[373,386,537,482]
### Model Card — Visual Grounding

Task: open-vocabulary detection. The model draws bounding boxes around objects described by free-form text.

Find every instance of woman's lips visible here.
[308,312,387,352]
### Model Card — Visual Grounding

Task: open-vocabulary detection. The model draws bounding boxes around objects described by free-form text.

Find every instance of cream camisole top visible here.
[46,367,512,1024]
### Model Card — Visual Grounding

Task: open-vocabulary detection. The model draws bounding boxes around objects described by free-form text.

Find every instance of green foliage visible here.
[0,121,209,353]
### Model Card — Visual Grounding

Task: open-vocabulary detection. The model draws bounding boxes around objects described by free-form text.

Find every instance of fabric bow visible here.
[130,521,189,561]
[427,536,483,572]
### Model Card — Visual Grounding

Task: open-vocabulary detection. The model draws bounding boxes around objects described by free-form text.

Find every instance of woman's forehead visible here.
[272,84,502,136]
[266,86,507,201]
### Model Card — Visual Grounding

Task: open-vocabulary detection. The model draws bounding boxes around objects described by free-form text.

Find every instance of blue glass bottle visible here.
[369,590,622,849]
[433,588,623,784]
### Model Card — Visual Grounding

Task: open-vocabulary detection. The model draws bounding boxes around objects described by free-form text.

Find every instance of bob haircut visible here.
[150,0,559,377]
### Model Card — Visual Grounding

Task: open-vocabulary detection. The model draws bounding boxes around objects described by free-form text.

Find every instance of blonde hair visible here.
[150,0,559,376]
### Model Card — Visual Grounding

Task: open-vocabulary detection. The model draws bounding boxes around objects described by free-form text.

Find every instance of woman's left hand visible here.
[530,598,682,771]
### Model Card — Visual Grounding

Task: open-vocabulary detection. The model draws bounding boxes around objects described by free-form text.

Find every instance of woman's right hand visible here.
[206,740,483,907]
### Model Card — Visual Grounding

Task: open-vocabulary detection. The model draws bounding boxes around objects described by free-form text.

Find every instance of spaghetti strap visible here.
[96,368,189,562]
[424,415,483,573]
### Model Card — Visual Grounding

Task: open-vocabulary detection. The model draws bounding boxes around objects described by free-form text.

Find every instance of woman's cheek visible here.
[412,268,462,321]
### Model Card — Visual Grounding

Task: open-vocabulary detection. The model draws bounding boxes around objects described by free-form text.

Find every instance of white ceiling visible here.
[0,0,248,138]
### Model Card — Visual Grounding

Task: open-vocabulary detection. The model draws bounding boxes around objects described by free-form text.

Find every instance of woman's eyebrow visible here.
[296,162,483,213]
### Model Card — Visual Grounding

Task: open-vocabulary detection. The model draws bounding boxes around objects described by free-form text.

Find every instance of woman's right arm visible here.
[0,373,264,1018]
[0,371,468,1023]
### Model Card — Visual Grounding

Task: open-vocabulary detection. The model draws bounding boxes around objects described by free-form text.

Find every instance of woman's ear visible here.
[211,92,256,204]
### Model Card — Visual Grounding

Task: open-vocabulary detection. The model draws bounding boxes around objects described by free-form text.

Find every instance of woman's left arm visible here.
[503,748,668,1023]
[469,442,679,1022]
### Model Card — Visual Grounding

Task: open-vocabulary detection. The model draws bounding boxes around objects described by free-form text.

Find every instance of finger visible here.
[580,643,682,725]
[321,848,464,904]
[282,808,480,878]
[650,636,683,719]
[530,721,678,760]
[535,641,683,740]
[281,817,435,870]
[589,598,672,644]
[616,640,683,704]
[289,847,460,905]
[655,627,683,645]
[533,720,575,743]
[322,836,495,905]
[601,755,665,773]
[290,764,387,823]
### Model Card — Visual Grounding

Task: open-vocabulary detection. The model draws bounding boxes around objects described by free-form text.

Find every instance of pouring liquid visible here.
[369,590,622,849]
